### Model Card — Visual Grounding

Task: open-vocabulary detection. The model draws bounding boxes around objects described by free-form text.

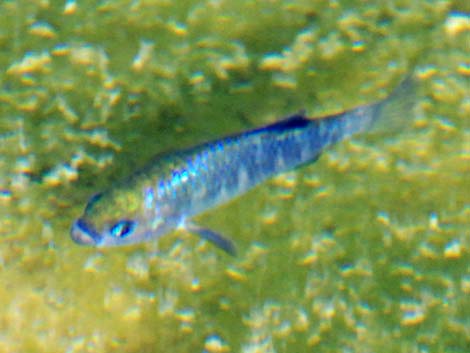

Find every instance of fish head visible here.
[71,187,169,247]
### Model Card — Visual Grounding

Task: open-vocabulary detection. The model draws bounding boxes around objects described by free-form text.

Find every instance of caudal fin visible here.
[369,75,417,134]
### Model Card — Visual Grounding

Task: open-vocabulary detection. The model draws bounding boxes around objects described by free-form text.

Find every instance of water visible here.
[0,1,468,352]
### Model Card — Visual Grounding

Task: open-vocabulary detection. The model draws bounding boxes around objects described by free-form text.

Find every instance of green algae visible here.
[0,0,468,352]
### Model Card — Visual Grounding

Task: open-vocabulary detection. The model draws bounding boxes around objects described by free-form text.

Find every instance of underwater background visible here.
[0,0,468,352]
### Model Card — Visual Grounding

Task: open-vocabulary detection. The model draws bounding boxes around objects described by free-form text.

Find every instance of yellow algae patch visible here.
[314,186,332,200]
[271,171,297,188]
[376,211,390,226]
[69,45,107,67]
[259,54,284,71]
[123,306,142,322]
[260,208,278,225]
[17,95,42,112]
[204,334,230,353]
[340,263,372,278]
[444,12,470,36]
[272,73,297,89]
[189,71,205,85]
[418,243,439,260]
[351,40,365,52]
[175,308,195,324]
[0,189,12,203]
[85,129,121,150]
[64,0,77,14]
[400,300,425,326]
[215,49,250,79]
[225,265,247,282]
[43,164,79,186]
[318,32,345,60]
[443,240,462,259]
[298,251,318,266]
[125,254,150,281]
[219,297,231,311]
[167,20,188,36]
[7,52,52,75]
[416,65,438,79]
[307,333,321,347]
[52,43,71,56]
[428,212,440,231]
[56,96,79,124]
[435,117,457,133]
[457,62,470,76]
[190,278,201,292]
[175,308,195,333]
[83,254,104,273]
[293,309,309,332]
[132,40,155,72]
[29,22,57,39]
[303,175,321,188]
[239,243,269,267]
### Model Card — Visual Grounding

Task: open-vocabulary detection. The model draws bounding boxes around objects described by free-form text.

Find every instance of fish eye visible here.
[110,220,135,238]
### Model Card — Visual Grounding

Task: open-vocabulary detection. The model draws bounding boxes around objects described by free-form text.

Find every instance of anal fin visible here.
[186,223,237,256]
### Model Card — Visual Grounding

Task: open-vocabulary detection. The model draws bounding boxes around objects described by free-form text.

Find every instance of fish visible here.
[71,77,414,255]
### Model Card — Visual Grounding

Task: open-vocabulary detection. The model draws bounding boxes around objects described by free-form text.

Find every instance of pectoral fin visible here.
[186,223,237,256]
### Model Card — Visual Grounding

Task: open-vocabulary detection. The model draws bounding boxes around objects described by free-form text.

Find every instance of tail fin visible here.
[368,75,417,134]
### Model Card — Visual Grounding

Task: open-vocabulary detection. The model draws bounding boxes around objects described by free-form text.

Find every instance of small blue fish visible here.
[71,78,414,254]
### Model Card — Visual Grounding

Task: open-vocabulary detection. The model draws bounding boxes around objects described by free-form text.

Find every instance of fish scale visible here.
[71,77,414,253]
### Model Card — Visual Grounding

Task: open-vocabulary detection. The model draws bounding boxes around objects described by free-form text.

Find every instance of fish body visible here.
[71,78,413,253]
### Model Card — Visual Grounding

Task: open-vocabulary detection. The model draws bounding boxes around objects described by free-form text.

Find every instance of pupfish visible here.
[71,77,414,254]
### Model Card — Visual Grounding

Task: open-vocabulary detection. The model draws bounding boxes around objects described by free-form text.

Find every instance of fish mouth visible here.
[70,218,101,246]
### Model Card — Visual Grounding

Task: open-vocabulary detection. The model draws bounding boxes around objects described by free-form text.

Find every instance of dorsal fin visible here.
[271,114,311,129]
[250,113,312,135]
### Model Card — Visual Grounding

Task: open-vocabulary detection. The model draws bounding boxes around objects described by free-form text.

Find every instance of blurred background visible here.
[0,0,468,352]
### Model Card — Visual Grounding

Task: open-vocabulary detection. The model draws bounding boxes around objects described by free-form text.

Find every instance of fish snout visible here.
[70,218,100,246]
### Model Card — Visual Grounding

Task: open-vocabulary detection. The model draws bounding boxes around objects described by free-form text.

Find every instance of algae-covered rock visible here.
[0,0,468,352]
